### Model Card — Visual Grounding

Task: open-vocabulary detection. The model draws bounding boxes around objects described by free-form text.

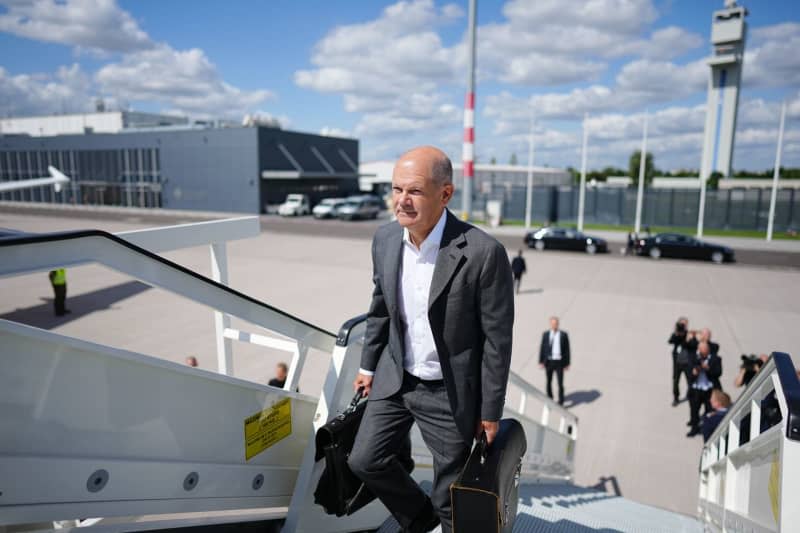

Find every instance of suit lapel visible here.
[428,211,466,309]
[382,224,404,315]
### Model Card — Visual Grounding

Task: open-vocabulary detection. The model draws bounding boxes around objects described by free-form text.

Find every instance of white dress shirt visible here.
[693,359,712,391]
[549,330,562,360]
[359,210,448,380]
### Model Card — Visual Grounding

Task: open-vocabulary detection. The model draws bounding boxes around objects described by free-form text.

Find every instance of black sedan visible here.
[635,233,734,263]
[524,227,608,254]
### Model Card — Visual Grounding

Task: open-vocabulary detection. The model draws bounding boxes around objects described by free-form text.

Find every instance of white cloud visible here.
[320,126,351,138]
[94,45,274,118]
[0,64,94,116]
[0,0,279,120]
[743,23,800,89]
[632,26,704,60]
[501,0,657,34]
[0,0,152,53]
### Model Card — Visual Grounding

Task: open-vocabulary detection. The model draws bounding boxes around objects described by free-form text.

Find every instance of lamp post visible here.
[634,112,648,235]
[766,101,787,242]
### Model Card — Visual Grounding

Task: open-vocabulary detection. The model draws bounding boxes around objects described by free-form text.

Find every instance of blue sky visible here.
[1,0,798,171]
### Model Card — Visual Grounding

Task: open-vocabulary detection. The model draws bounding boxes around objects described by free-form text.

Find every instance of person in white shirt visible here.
[348,146,515,533]
[538,317,571,405]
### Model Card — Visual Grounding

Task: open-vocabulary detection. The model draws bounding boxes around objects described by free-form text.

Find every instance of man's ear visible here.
[442,183,454,203]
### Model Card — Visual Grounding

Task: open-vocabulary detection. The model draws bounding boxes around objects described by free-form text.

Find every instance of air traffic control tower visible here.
[700,0,748,180]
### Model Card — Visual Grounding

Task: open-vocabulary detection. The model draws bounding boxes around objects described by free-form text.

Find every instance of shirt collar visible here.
[403,209,448,254]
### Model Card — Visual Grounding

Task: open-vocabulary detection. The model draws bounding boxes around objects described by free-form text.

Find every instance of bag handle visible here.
[478,431,489,464]
[341,387,364,417]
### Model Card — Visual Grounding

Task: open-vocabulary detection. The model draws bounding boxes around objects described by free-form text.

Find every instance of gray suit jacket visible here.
[360,209,515,443]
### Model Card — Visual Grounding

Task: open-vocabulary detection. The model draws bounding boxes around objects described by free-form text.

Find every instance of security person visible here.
[48,268,70,316]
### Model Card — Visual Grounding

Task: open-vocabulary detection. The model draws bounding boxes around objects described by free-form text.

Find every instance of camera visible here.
[675,321,686,334]
[740,354,762,372]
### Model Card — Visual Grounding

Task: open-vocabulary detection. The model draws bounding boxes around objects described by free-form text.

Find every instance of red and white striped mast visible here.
[461,0,477,220]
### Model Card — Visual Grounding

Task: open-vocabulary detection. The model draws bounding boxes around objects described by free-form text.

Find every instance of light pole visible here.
[577,112,589,232]
[524,113,535,229]
[766,101,787,241]
[634,112,648,235]
[461,0,477,220]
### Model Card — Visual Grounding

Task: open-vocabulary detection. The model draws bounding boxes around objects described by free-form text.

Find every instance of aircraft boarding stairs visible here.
[1,222,798,532]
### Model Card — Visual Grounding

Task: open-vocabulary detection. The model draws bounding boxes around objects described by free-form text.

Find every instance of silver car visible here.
[337,196,383,220]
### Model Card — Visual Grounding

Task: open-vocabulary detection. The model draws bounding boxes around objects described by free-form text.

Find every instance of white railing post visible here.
[518,391,527,416]
[210,242,233,375]
[285,342,307,392]
[541,404,550,428]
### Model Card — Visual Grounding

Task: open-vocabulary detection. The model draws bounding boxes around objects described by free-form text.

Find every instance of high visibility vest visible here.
[51,268,66,286]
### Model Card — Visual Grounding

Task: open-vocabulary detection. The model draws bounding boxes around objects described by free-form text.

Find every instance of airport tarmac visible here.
[2,208,800,517]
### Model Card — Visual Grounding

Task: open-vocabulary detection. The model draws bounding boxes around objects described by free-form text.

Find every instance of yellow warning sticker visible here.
[768,451,780,524]
[244,398,292,461]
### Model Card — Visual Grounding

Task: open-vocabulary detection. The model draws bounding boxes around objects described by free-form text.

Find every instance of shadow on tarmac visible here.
[562,389,602,408]
[1,280,151,329]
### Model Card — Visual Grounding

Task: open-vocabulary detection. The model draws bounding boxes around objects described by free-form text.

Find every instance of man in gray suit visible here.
[348,146,514,533]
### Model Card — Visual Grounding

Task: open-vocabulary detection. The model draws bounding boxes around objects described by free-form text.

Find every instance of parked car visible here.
[524,227,608,254]
[278,194,310,216]
[312,198,347,219]
[635,233,734,263]
[337,195,383,220]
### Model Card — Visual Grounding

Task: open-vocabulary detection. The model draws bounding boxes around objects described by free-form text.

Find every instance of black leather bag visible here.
[313,389,375,516]
[450,418,527,533]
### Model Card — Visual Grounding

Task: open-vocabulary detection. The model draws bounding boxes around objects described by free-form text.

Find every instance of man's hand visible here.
[564,366,570,371]
[476,420,500,445]
[353,373,374,397]
[538,363,544,369]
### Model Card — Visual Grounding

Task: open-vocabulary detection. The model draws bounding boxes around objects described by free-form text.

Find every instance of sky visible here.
[0,0,798,172]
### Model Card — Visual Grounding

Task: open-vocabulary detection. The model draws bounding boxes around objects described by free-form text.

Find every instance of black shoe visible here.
[404,498,440,533]
[686,420,694,426]
[672,400,679,407]
[686,427,701,437]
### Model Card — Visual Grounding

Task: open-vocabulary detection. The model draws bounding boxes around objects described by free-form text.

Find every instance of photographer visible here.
[687,341,722,438]
[685,327,719,356]
[734,354,766,388]
[668,317,689,406]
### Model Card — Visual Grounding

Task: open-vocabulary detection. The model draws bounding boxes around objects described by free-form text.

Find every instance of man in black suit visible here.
[348,146,514,533]
[687,341,722,437]
[668,317,689,406]
[702,389,731,442]
[539,316,570,405]
[510,249,526,294]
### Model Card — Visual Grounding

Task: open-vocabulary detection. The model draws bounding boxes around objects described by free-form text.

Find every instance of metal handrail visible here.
[703,352,798,450]
[508,370,579,427]
[0,230,337,352]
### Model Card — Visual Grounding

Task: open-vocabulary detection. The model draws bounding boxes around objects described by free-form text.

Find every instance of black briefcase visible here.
[450,418,527,533]
[313,389,413,516]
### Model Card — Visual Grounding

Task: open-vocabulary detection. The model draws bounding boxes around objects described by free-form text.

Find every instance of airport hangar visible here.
[0,114,360,214]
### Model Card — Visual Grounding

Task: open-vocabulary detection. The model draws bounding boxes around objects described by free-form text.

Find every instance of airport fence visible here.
[452,185,800,232]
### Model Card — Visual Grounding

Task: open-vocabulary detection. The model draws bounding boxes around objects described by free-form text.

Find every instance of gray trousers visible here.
[348,372,471,533]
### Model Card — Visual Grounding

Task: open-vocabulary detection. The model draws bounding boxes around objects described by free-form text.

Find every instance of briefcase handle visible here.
[477,431,490,464]
[339,387,364,419]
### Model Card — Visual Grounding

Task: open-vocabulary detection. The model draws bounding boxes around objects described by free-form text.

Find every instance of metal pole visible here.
[577,112,589,232]
[524,113,535,229]
[210,242,233,375]
[461,0,477,221]
[767,101,787,241]
[634,112,648,234]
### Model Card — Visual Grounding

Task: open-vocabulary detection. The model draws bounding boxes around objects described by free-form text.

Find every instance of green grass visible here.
[476,219,800,240]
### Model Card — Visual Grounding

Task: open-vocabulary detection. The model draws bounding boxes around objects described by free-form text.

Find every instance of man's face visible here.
[699,345,709,358]
[276,365,287,381]
[701,328,711,342]
[550,318,559,331]
[392,159,452,235]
